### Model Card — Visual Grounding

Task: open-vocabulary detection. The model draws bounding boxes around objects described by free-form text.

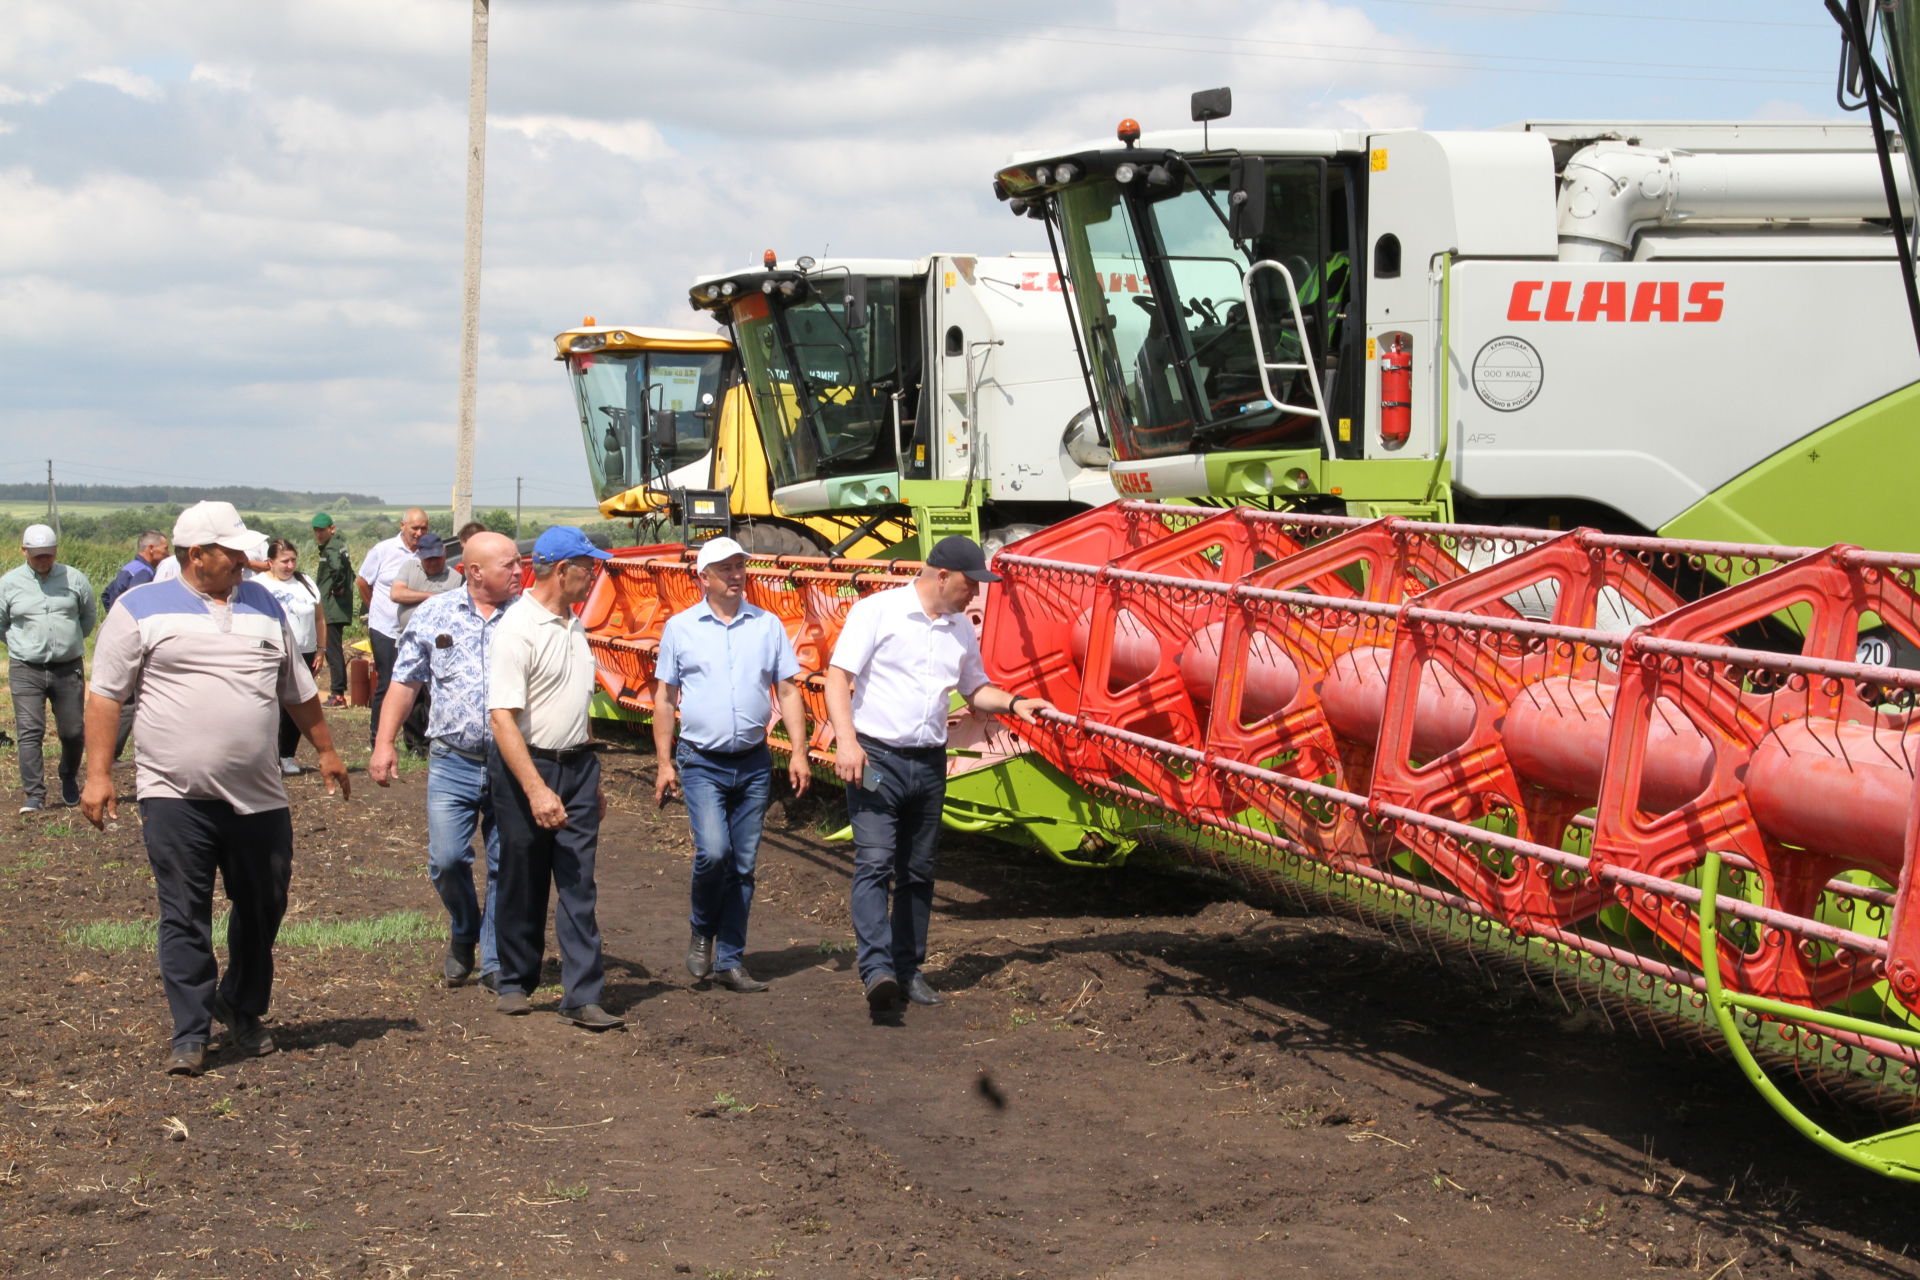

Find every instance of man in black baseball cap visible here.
[823,532,1052,1015]
[922,535,1002,583]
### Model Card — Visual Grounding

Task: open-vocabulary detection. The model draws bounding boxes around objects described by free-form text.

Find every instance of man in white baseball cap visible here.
[81,500,350,1075]
[653,536,810,993]
[1,523,97,812]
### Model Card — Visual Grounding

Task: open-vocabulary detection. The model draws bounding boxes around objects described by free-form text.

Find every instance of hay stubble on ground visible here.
[1,707,1917,1277]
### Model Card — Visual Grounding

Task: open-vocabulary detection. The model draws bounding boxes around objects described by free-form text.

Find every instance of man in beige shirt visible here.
[486,526,620,1031]
[81,501,349,1076]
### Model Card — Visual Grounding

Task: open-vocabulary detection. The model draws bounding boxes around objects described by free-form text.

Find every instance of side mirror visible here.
[846,275,870,330]
[1227,155,1267,241]
[1190,87,1231,123]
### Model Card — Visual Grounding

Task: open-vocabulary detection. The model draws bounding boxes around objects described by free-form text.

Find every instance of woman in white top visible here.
[261,538,328,775]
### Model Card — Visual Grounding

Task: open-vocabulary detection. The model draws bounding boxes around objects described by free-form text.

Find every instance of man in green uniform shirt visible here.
[0,524,97,812]
[312,513,354,707]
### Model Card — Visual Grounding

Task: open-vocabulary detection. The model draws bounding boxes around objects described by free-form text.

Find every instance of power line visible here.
[636,0,1829,85]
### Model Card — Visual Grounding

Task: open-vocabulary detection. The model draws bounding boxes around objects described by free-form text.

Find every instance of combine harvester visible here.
[687,252,1114,554]
[966,72,1920,1174]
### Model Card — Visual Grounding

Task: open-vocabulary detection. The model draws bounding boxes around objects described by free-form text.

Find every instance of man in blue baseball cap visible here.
[485,527,623,1030]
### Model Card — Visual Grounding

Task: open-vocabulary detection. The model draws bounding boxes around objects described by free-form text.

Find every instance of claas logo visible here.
[1507,280,1723,323]
[1113,470,1154,495]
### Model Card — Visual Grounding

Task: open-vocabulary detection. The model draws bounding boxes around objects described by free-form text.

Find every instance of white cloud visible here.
[189,63,254,93]
[78,66,163,102]
[493,114,673,164]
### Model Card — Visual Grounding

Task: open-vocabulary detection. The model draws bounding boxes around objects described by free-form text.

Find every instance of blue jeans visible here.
[846,738,945,984]
[427,744,501,975]
[679,742,772,971]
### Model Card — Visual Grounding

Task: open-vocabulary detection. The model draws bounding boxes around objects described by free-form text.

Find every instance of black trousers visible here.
[403,685,432,756]
[488,747,605,1008]
[277,652,315,759]
[323,622,348,697]
[368,629,398,747]
[846,736,946,985]
[140,798,294,1048]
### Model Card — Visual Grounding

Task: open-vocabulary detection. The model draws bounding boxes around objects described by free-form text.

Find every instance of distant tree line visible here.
[0,484,384,508]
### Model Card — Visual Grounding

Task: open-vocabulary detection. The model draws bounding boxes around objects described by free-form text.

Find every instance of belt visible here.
[683,739,768,758]
[15,657,80,669]
[434,741,488,764]
[856,734,946,760]
[528,744,593,763]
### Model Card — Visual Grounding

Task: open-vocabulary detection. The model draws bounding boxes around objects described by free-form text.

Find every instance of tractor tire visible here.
[734,521,823,557]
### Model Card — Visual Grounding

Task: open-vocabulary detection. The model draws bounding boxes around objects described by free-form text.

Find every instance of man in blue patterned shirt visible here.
[370,532,521,990]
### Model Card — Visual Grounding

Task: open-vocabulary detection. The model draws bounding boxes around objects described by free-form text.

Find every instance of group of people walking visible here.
[6,505,1049,1074]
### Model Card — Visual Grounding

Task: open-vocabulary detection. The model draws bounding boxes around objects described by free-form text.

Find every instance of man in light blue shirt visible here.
[653,537,809,993]
[1,524,97,812]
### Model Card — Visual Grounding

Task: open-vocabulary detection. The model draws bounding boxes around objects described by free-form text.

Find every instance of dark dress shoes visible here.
[711,966,769,993]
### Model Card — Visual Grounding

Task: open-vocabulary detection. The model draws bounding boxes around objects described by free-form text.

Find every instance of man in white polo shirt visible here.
[356,507,429,749]
[826,535,1051,1014]
[487,526,622,1031]
[80,501,350,1076]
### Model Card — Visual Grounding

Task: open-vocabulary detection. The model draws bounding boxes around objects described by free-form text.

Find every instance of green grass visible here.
[64,909,439,953]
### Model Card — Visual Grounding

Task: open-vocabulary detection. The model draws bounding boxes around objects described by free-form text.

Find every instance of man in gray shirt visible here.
[0,523,97,813]
[81,501,349,1076]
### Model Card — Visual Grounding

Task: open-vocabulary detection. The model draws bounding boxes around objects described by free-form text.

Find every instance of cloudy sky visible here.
[0,0,1847,508]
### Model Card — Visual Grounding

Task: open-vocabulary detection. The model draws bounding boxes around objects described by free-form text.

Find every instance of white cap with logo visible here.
[20,524,57,550]
[171,501,260,552]
[694,536,750,573]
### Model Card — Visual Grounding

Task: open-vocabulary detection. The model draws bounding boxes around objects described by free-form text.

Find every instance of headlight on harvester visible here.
[570,334,607,352]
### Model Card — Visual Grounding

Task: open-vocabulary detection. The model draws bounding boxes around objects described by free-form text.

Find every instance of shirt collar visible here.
[692,598,762,626]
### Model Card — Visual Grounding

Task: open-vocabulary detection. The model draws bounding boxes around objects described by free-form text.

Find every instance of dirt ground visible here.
[3,707,1919,1279]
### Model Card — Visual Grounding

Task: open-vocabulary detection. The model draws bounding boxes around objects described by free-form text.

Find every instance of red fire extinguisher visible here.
[1379,334,1411,445]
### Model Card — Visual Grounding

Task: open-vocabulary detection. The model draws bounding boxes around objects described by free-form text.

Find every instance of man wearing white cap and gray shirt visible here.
[80,501,350,1076]
[0,523,97,813]
[653,537,810,993]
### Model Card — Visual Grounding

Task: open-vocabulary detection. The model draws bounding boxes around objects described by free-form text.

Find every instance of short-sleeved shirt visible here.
[261,574,322,653]
[153,555,182,584]
[89,577,318,814]
[657,599,801,753]
[393,559,458,635]
[829,583,987,749]
[357,536,418,638]
[487,595,594,751]
[392,586,506,755]
[0,562,97,665]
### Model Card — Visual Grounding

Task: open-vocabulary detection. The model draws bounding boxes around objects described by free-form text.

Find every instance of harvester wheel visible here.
[734,520,822,557]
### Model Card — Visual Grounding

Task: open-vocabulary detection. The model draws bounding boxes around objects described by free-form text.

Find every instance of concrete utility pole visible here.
[45,459,58,536]
[451,0,490,533]
[515,476,523,538]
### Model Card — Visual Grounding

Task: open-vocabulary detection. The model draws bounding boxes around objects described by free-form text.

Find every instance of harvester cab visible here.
[995,89,1920,554]
[554,320,905,557]
[688,252,1113,556]
[555,322,736,526]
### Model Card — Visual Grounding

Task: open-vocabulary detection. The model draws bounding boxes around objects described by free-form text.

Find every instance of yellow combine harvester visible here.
[554,320,907,557]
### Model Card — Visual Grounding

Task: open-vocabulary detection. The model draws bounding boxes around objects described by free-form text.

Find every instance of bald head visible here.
[461,531,522,606]
[399,507,430,550]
